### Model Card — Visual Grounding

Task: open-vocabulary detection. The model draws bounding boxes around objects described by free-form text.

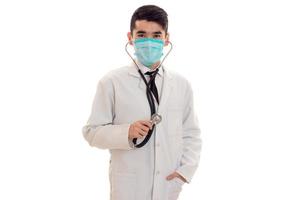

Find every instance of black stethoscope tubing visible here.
[125,41,173,148]
[132,69,158,147]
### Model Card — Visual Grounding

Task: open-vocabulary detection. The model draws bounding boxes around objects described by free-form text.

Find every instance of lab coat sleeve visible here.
[176,81,202,183]
[82,76,133,150]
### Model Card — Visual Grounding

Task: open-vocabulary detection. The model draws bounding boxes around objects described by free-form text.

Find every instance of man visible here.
[82,5,201,200]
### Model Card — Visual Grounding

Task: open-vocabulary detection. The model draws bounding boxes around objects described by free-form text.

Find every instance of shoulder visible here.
[97,65,132,84]
[102,65,131,79]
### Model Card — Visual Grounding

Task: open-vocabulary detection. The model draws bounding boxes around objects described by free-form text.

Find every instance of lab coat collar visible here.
[135,60,163,77]
[128,60,172,80]
[127,60,174,114]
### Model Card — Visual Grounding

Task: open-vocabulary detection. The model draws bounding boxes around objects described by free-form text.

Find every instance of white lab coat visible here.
[82,62,202,200]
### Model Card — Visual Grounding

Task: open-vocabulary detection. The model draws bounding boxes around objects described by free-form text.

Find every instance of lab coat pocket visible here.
[166,107,183,136]
[173,177,185,186]
[167,178,184,200]
[111,172,136,200]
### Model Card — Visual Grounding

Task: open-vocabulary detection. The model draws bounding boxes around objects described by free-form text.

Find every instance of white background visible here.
[0,0,299,199]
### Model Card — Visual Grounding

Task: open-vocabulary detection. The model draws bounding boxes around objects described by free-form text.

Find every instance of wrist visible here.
[128,124,133,140]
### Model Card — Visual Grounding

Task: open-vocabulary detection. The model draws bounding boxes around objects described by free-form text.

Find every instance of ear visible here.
[127,32,133,45]
[164,33,170,46]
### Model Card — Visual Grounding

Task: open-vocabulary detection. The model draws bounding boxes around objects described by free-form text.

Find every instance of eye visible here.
[137,34,145,38]
[153,34,161,38]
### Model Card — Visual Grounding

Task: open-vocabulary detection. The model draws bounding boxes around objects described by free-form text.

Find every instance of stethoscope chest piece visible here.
[125,41,173,148]
[151,113,162,125]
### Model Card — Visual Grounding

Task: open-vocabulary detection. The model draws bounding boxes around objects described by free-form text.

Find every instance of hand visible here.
[166,171,187,183]
[128,120,153,140]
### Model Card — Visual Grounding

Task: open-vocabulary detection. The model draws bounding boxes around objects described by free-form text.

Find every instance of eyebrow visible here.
[153,31,162,35]
[136,30,163,35]
[136,31,146,34]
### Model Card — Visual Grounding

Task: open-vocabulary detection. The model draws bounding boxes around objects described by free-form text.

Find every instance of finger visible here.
[140,120,153,129]
[176,173,187,182]
[135,135,143,139]
[136,122,150,131]
[137,124,150,132]
[136,127,147,136]
[137,133,144,138]
[138,131,147,137]
[134,132,144,139]
[138,126,148,134]
[166,172,176,181]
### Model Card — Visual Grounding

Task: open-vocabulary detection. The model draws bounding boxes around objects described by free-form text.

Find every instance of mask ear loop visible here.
[158,41,173,69]
[125,42,140,70]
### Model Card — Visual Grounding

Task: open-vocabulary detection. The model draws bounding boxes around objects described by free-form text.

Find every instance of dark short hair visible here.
[130,5,168,33]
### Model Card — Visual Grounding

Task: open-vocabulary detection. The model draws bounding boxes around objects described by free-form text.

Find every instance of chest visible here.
[112,76,184,124]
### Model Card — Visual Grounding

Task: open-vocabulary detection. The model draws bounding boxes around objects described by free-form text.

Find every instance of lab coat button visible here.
[156,171,160,175]
[156,143,160,147]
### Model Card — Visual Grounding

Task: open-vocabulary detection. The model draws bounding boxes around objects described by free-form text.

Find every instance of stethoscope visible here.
[125,40,173,148]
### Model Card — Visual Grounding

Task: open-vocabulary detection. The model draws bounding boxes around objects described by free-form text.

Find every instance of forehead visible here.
[133,20,165,33]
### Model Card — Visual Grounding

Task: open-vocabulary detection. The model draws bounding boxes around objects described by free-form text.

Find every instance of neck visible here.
[150,61,161,70]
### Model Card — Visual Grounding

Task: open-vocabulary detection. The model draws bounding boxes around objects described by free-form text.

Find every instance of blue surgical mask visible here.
[133,38,164,68]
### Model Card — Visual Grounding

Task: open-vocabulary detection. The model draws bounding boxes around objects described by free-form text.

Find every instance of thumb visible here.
[166,172,176,181]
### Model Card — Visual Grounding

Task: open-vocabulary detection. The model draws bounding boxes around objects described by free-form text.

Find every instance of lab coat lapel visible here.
[127,63,174,112]
[127,63,146,90]
[157,66,173,114]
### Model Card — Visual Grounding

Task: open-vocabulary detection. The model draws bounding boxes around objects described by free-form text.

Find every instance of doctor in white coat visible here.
[82,5,202,200]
